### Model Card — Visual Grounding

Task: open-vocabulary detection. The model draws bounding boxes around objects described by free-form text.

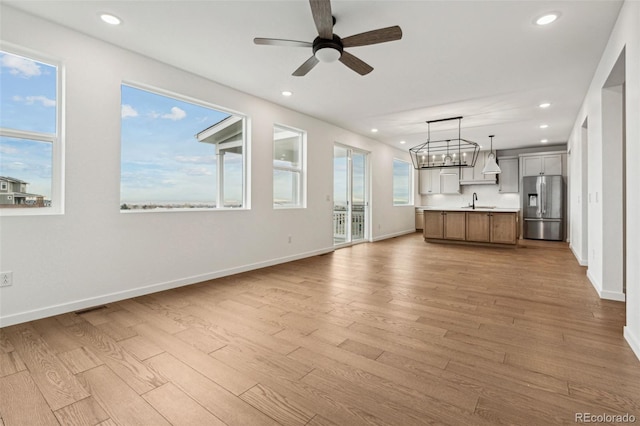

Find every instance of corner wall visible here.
[567,0,640,360]
[0,6,415,326]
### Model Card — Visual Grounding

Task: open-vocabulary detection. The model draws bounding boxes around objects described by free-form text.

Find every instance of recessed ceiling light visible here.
[400,140,406,144]
[281,91,292,97]
[539,124,549,129]
[541,139,549,143]
[539,102,551,108]
[535,13,559,26]
[100,13,121,25]
[371,128,378,133]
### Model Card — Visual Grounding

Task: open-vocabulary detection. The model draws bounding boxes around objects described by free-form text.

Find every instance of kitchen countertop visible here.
[416,206,520,213]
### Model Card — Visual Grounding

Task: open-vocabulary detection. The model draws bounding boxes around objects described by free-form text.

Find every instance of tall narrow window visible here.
[0,49,60,212]
[393,158,412,206]
[273,124,305,208]
[120,84,246,210]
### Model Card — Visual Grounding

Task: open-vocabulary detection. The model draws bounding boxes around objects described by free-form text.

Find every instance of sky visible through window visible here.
[0,51,56,199]
[120,85,239,207]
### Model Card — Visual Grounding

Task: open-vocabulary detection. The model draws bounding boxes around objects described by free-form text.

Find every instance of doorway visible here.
[333,144,369,246]
[600,48,626,299]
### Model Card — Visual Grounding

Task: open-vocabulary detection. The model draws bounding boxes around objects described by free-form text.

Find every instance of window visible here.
[393,158,412,206]
[0,49,60,212]
[120,84,247,211]
[273,124,305,208]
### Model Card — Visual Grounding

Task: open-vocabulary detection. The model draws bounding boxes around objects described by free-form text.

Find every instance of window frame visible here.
[0,45,64,216]
[272,123,306,209]
[119,81,249,212]
[392,158,413,206]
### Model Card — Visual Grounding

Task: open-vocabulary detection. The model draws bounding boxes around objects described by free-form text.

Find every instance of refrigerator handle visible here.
[536,179,541,216]
[542,181,546,215]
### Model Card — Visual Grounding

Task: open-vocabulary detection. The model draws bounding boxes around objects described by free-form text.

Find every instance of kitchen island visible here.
[418,207,520,245]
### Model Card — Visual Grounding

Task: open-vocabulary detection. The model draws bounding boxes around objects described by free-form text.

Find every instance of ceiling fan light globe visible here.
[315,47,341,63]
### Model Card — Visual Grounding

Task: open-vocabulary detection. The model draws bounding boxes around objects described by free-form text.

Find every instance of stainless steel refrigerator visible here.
[523,175,564,241]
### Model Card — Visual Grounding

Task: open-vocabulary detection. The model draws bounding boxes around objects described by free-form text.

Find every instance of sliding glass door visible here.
[333,145,368,245]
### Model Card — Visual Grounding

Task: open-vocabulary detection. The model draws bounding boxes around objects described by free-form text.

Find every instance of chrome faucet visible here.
[472,192,478,209]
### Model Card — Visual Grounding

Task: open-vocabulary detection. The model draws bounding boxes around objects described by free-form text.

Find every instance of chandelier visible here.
[409,116,480,172]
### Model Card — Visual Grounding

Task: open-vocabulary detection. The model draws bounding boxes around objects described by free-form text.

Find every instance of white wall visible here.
[0,6,415,326]
[567,0,640,360]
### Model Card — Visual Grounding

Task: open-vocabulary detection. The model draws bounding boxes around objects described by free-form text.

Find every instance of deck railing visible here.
[333,206,365,241]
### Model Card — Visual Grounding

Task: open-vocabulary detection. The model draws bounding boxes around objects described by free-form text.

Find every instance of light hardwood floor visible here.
[1,234,639,425]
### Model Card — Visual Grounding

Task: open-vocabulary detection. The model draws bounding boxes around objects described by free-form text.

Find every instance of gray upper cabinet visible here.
[521,153,563,176]
[498,157,519,193]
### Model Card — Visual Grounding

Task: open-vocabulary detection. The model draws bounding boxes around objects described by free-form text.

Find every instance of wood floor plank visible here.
[78,365,171,426]
[64,320,165,394]
[240,383,315,426]
[0,371,59,426]
[57,346,104,374]
[142,382,227,426]
[118,335,164,361]
[53,396,109,426]
[133,322,256,396]
[144,352,280,426]
[4,324,89,410]
[0,350,26,378]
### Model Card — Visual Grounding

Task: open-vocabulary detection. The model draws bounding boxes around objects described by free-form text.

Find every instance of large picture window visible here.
[393,158,413,206]
[273,124,305,208]
[0,49,60,213]
[120,84,246,211]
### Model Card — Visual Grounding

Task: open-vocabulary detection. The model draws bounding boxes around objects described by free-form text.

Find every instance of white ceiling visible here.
[5,0,623,151]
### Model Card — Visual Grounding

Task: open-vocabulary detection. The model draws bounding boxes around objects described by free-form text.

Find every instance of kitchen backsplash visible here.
[420,185,520,209]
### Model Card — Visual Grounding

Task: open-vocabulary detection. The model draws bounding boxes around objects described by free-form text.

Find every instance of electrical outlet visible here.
[0,272,12,287]
[288,235,292,243]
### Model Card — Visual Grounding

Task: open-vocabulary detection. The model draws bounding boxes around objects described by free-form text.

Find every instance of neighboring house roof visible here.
[0,176,29,184]
[196,115,243,145]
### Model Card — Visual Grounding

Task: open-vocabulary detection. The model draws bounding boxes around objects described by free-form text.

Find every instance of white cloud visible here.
[1,54,42,78]
[121,104,139,119]
[0,145,19,155]
[185,167,213,176]
[175,155,215,164]
[162,106,187,121]
[12,95,56,107]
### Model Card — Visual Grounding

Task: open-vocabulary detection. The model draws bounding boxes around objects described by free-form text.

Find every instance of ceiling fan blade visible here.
[342,25,403,48]
[339,51,373,76]
[254,38,313,48]
[309,0,333,39]
[293,56,320,76]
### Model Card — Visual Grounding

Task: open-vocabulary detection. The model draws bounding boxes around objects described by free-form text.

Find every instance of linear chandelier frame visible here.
[409,116,480,170]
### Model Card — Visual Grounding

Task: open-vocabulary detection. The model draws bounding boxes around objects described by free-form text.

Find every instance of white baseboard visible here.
[569,244,588,266]
[624,326,640,363]
[586,269,626,302]
[0,246,335,327]
[372,229,417,242]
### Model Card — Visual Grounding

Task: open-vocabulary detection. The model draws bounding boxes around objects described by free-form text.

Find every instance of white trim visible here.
[0,246,335,328]
[372,228,417,242]
[624,326,640,362]
[587,269,626,301]
[570,243,588,266]
[273,123,306,209]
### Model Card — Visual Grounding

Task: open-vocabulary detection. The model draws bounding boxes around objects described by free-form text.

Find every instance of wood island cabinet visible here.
[466,211,491,242]
[490,212,518,244]
[424,209,519,245]
[443,211,466,240]
[423,210,444,238]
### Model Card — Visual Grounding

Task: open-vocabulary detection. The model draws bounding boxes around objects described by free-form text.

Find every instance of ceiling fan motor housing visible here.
[313,35,343,62]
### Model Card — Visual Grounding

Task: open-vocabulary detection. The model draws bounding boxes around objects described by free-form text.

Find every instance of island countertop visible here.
[416,206,520,213]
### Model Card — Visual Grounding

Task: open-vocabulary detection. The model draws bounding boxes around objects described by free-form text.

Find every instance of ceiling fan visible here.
[254,0,402,76]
